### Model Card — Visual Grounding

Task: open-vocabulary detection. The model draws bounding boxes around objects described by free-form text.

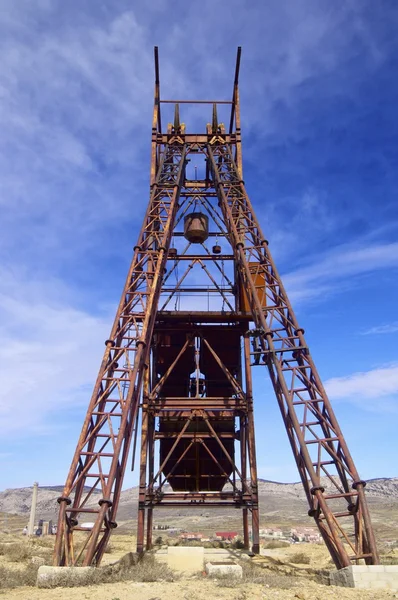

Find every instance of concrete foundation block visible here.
[205,561,243,579]
[330,565,398,592]
[167,546,204,574]
[369,565,386,572]
[37,566,95,588]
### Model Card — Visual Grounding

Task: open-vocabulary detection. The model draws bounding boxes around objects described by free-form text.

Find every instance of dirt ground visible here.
[1,533,398,599]
[2,577,398,600]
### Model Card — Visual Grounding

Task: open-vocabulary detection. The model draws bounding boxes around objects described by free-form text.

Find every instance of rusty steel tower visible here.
[54,48,379,569]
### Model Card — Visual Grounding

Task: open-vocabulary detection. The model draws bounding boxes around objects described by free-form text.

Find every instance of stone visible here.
[205,561,243,579]
[36,565,95,588]
[330,565,398,592]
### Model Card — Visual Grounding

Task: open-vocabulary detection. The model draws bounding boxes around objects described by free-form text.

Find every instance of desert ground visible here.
[1,531,398,599]
[1,480,398,598]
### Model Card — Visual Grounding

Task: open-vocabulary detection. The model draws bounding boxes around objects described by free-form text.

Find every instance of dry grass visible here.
[289,552,311,565]
[216,560,298,589]
[6,543,34,562]
[0,564,39,589]
[263,540,290,549]
[0,539,53,564]
[121,555,178,582]
[38,554,179,589]
[380,554,398,565]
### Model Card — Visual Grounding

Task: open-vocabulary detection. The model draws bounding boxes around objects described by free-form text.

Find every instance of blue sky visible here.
[1,0,398,490]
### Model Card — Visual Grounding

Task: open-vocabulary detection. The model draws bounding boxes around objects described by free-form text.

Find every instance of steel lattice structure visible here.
[54,47,379,570]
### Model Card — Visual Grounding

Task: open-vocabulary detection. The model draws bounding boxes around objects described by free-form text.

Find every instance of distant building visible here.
[179,532,203,542]
[215,531,238,541]
[290,528,321,543]
[259,528,284,538]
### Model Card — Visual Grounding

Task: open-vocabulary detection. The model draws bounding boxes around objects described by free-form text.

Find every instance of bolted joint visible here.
[134,245,142,252]
[136,340,147,348]
[108,521,118,529]
[69,518,78,527]
[352,480,367,490]
[294,328,305,336]
[310,486,325,495]
[57,496,72,505]
[308,508,317,517]
[261,239,269,246]
[99,498,113,507]
[105,339,115,347]
[236,242,244,249]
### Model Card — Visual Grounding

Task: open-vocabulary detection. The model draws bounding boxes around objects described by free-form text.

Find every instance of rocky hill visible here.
[257,477,398,500]
[1,477,397,524]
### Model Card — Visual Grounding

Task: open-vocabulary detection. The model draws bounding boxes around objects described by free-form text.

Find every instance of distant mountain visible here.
[256,477,398,500]
[1,477,397,524]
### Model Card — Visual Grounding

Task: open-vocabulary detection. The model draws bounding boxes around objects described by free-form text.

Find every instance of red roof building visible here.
[215,531,238,540]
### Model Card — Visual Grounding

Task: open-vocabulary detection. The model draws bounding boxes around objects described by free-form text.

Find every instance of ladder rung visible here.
[324,492,358,500]
[306,437,339,444]
[81,452,114,457]
[92,412,123,417]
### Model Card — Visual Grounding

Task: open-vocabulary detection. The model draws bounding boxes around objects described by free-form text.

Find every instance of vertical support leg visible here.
[242,509,249,550]
[240,415,249,549]
[244,335,260,554]
[251,508,260,554]
[146,509,153,550]
[137,507,145,554]
[146,412,155,550]
[137,368,150,553]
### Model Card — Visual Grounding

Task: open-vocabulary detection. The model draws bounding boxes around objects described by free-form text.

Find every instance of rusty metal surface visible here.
[54,46,379,569]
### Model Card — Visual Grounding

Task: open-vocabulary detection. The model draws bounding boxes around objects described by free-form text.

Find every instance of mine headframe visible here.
[53,47,379,570]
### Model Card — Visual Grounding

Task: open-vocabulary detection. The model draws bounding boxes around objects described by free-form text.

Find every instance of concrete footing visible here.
[37,566,95,588]
[330,565,398,591]
[205,561,243,578]
[166,546,204,574]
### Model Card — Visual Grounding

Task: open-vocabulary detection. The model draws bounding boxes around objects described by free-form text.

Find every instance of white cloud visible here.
[282,241,398,303]
[325,364,398,412]
[0,8,158,270]
[362,322,398,335]
[0,269,110,436]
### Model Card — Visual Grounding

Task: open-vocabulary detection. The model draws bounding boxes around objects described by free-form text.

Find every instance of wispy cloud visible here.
[0,268,110,436]
[362,322,398,335]
[325,363,398,412]
[283,241,398,303]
